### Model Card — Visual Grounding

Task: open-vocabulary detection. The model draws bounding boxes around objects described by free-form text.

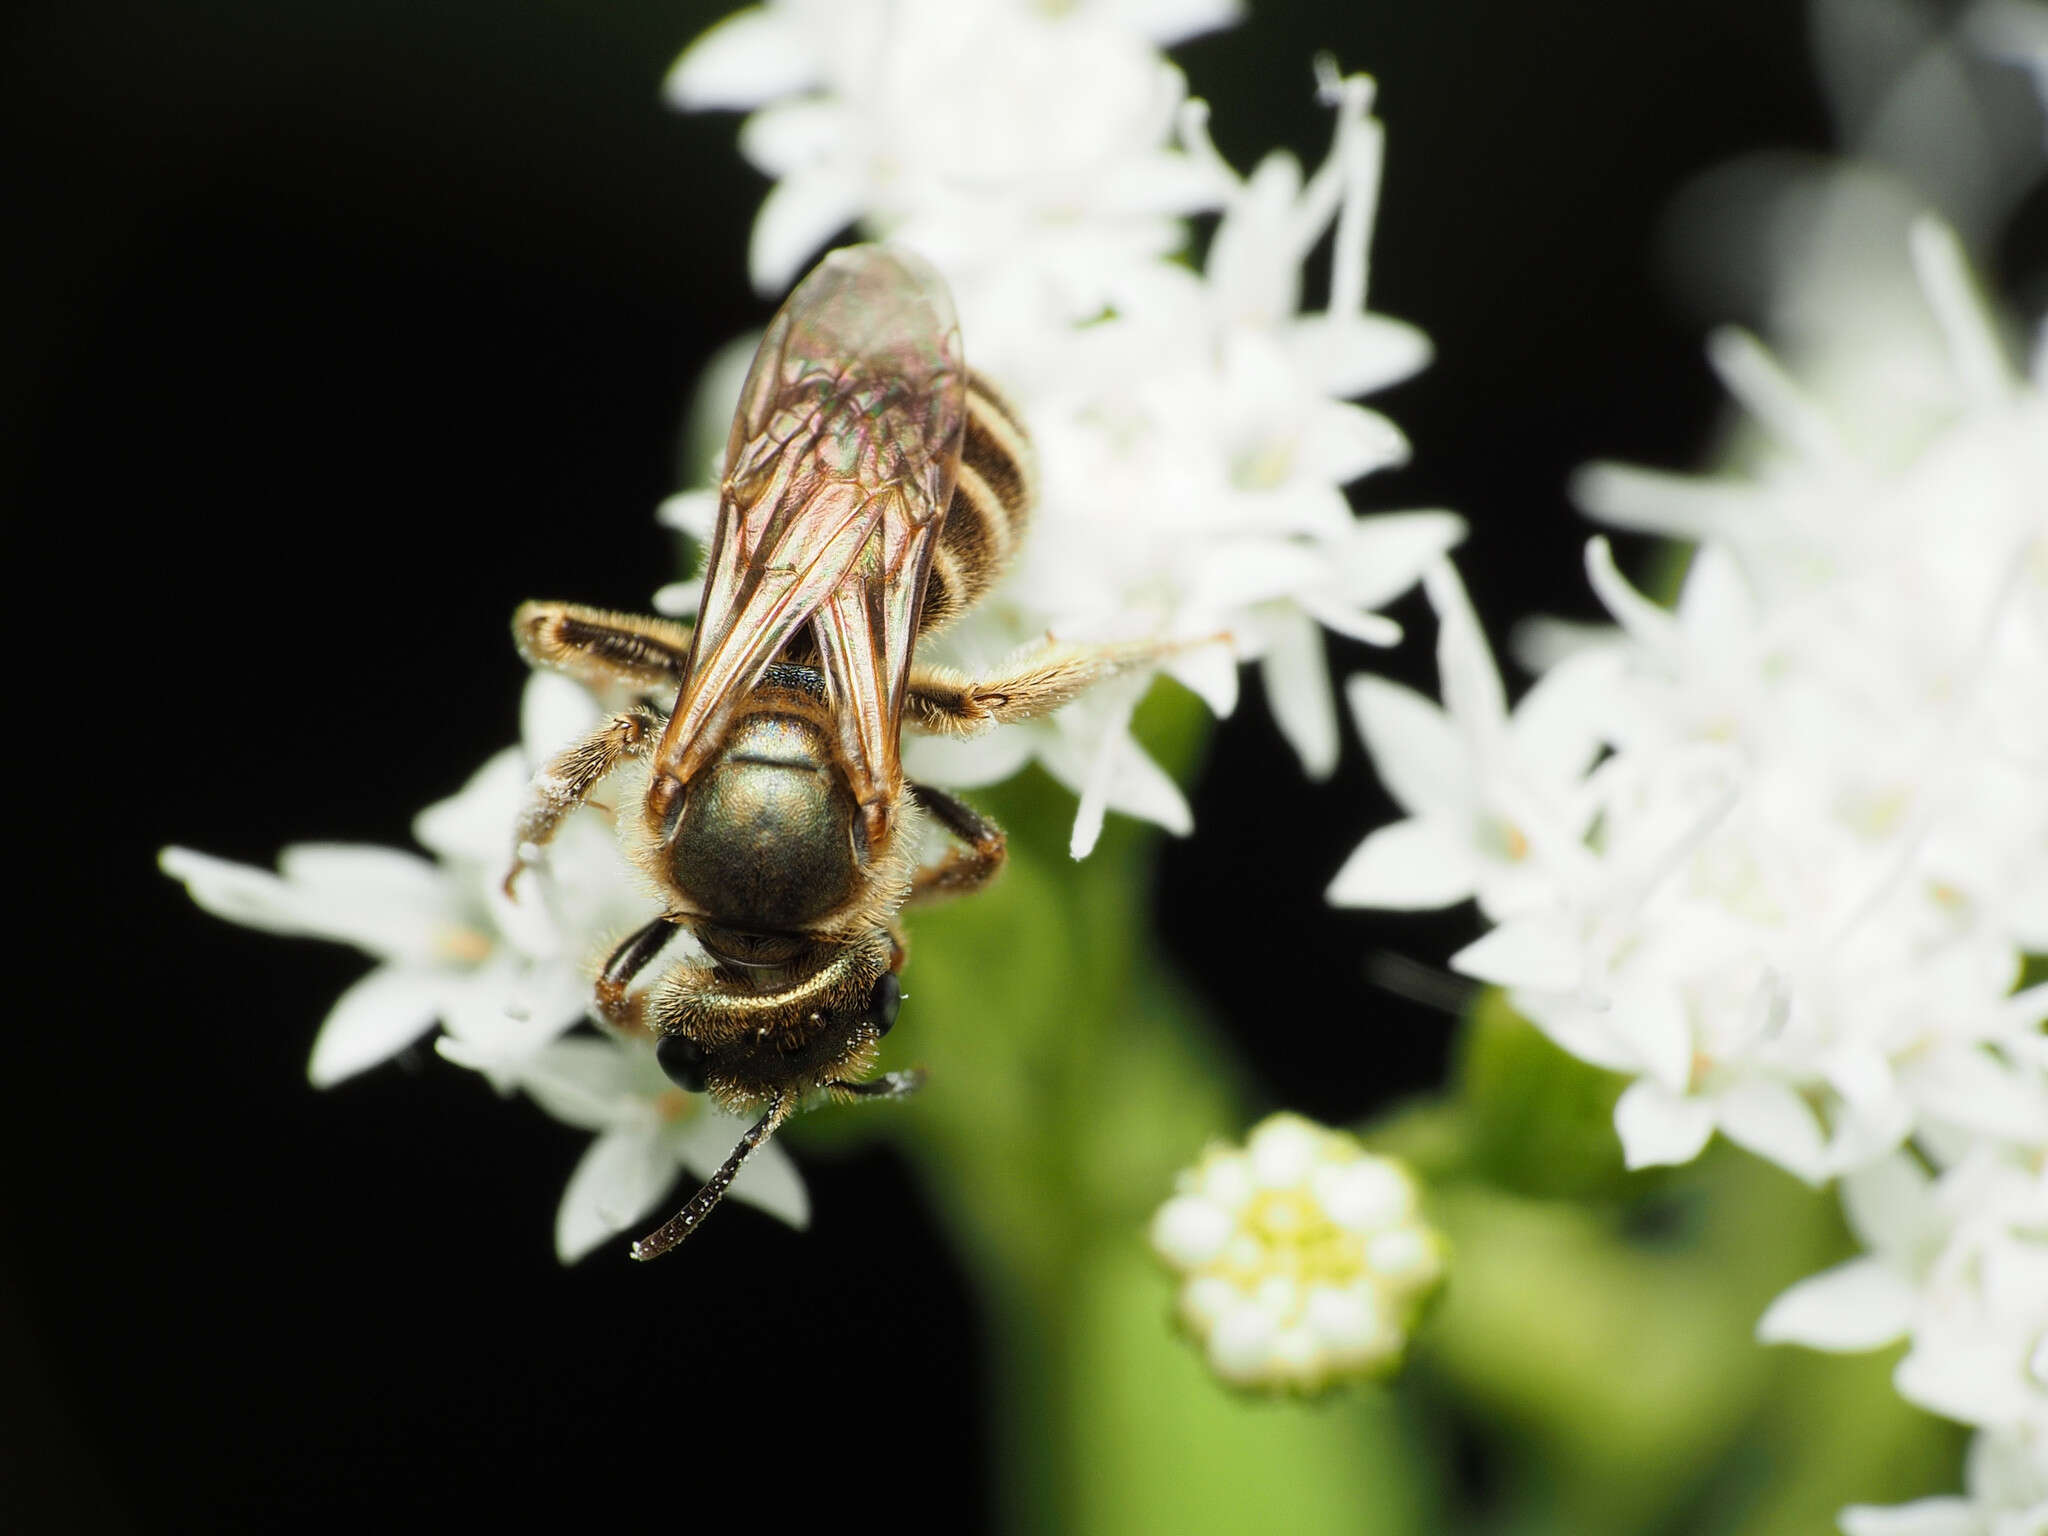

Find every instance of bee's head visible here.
[648,930,900,1110]
[627,931,906,1261]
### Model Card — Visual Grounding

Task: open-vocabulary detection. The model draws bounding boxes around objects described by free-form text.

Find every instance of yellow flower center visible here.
[432,925,493,964]
[1228,1190,1370,1295]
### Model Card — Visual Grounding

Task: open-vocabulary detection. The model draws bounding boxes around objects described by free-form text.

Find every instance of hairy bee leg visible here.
[504,707,661,897]
[827,1070,927,1100]
[903,634,1222,736]
[630,1094,790,1261]
[906,782,1007,903]
[512,601,694,694]
[592,916,677,1033]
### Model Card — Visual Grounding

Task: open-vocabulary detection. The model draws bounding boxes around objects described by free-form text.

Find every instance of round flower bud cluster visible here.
[1150,1113,1444,1392]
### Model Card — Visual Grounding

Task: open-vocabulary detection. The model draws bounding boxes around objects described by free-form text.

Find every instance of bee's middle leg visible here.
[906,782,1006,903]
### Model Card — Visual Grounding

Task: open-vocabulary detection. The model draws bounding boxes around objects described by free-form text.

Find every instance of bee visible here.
[505,245,1180,1258]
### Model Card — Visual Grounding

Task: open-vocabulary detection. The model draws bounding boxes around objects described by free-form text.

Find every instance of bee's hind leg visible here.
[512,601,694,697]
[902,634,1220,737]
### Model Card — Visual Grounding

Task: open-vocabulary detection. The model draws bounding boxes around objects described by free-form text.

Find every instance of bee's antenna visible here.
[630,1093,790,1261]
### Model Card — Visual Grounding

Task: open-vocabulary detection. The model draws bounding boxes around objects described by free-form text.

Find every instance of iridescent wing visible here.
[653,246,967,849]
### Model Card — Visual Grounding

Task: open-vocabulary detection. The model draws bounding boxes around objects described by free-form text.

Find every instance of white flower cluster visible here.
[162,2,1443,1258]
[666,0,1461,855]
[1150,1112,1445,1392]
[160,673,807,1262]
[1331,219,2048,1523]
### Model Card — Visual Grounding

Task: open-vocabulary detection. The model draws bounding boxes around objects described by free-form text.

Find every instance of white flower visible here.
[437,1034,808,1263]
[164,673,818,1257]
[1150,1112,1444,1392]
[667,0,1237,298]
[1333,197,2046,1525]
[1336,218,2045,1189]
[1327,559,1615,919]
[159,673,634,1084]
[1758,1145,2048,1437]
[670,5,1452,852]
[1841,1427,2048,1536]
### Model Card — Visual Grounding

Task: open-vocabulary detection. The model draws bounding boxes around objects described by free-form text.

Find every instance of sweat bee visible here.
[506,245,1178,1257]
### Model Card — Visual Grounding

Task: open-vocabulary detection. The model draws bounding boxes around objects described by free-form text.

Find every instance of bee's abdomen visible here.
[920,373,1034,637]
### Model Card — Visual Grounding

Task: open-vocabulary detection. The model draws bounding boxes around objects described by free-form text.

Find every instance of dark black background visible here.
[10,1,2034,1530]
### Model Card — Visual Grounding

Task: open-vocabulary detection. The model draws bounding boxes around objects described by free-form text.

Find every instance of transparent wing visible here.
[654,246,967,825]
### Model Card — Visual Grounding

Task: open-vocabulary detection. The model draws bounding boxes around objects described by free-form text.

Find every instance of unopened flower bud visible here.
[1151,1112,1445,1393]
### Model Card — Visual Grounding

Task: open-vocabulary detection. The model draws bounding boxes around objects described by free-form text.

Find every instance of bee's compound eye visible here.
[655,1033,709,1093]
[867,972,902,1038]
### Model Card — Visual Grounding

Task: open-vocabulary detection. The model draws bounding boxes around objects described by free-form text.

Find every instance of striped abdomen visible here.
[918,372,1034,639]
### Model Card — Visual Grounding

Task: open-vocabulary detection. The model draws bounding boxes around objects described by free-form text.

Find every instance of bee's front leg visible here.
[591,915,679,1034]
[504,707,661,897]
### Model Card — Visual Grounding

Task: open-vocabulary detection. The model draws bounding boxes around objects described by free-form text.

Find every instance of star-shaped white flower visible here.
[438,1033,809,1262]
[160,673,639,1084]
[1328,559,1614,918]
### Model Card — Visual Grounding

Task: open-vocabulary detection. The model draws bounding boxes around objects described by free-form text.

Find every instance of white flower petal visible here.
[1450,915,1582,992]
[655,489,720,539]
[1344,676,1474,820]
[1288,313,1432,397]
[1614,1079,1716,1168]
[1840,1152,1937,1258]
[1165,637,1238,718]
[439,957,590,1059]
[1570,463,1751,543]
[510,1038,648,1131]
[520,672,603,762]
[737,99,847,178]
[1424,561,1507,738]
[307,966,447,1087]
[1910,217,2019,410]
[412,748,525,866]
[1326,817,1479,910]
[1260,615,1337,779]
[675,1112,810,1229]
[1096,0,1245,47]
[1583,536,1678,650]
[163,844,463,965]
[1301,596,1403,647]
[651,581,699,617]
[555,1125,675,1264]
[1838,1498,1984,1536]
[1332,511,1466,612]
[1295,400,1408,484]
[749,169,865,296]
[663,8,817,111]
[1756,1257,1917,1351]
[1715,1079,1830,1184]
[1508,649,1618,791]
[902,725,1037,789]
